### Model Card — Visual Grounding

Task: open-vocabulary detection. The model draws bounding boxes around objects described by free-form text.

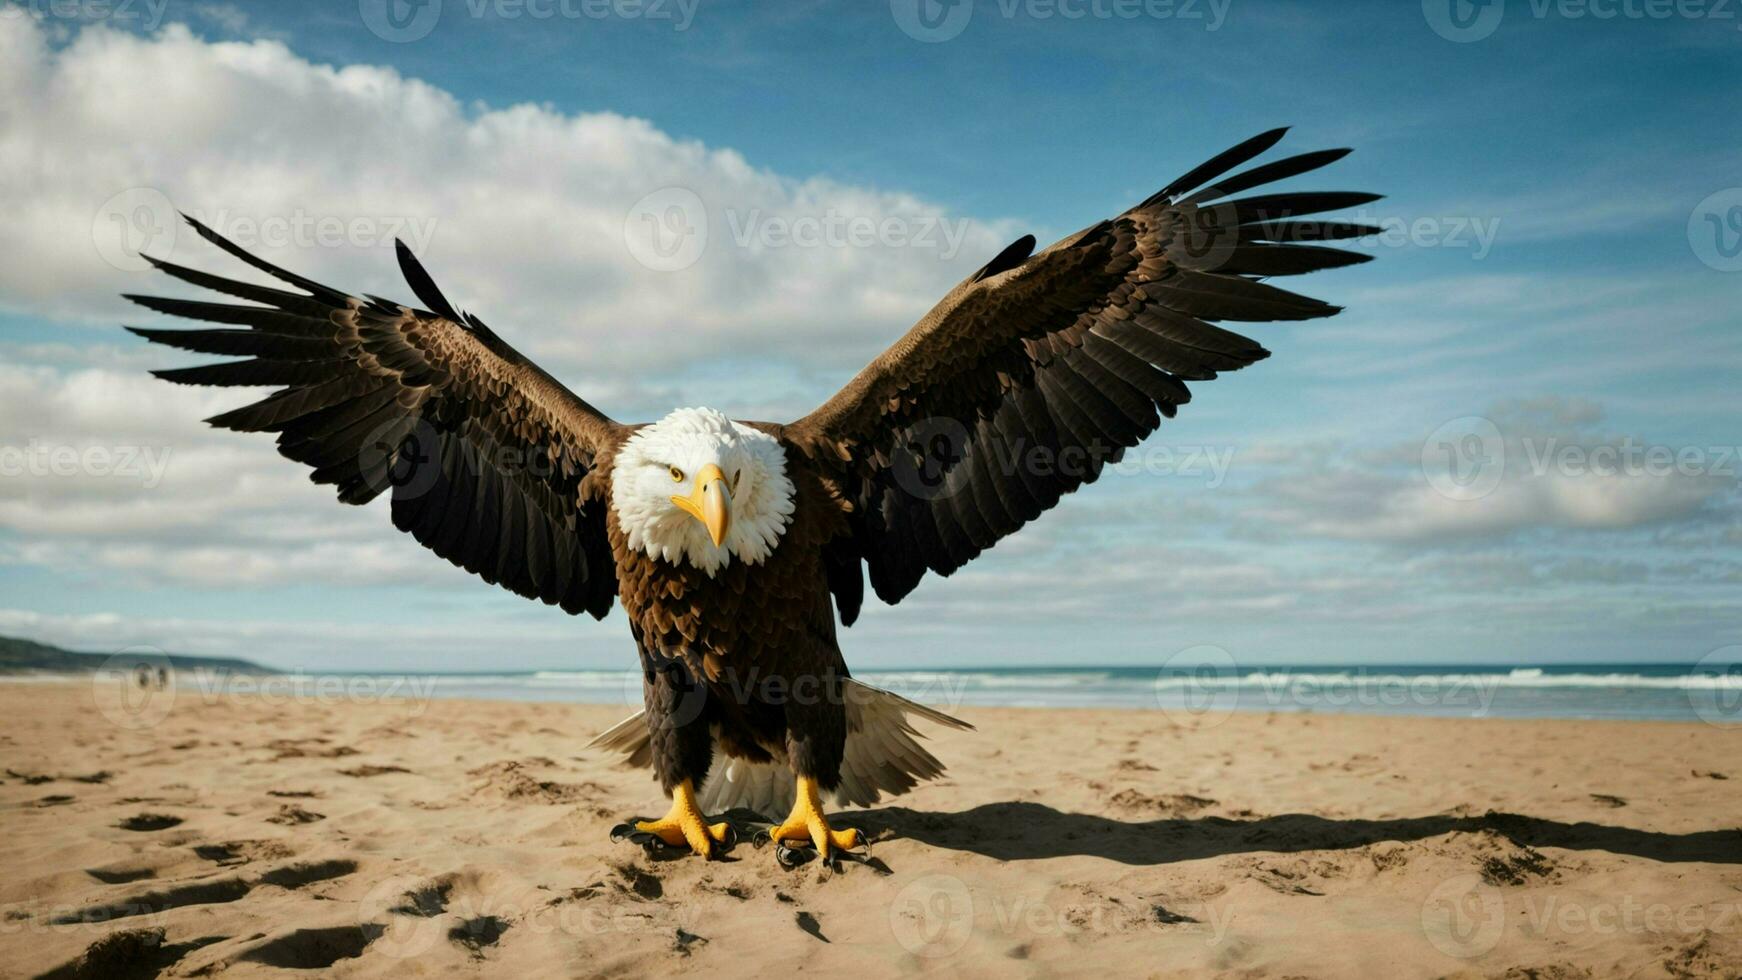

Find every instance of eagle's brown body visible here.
[130,129,1376,851]
[604,440,855,793]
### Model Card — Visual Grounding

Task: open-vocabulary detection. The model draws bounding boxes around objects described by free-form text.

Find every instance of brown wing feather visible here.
[785,130,1379,621]
[128,216,626,619]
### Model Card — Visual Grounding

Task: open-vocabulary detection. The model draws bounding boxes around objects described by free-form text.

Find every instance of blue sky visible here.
[1,0,1739,671]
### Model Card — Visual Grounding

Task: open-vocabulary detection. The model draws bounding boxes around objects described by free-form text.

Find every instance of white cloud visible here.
[1236,400,1736,544]
[0,13,1018,597]
[0,16,1015,385]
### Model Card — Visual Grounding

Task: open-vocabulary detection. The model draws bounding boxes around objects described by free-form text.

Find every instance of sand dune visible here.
[1,680,1738,978]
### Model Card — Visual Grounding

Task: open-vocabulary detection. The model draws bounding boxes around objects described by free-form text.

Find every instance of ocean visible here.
[88,661,1737,724]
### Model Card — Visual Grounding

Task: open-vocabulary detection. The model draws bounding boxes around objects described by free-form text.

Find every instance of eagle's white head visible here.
[609,407,796,575]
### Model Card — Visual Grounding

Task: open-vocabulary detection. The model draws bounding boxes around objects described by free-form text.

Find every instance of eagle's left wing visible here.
[782,129,1378,624]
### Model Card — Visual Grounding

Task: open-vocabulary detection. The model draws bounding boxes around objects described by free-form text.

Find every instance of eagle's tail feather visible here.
[586,678,972,818]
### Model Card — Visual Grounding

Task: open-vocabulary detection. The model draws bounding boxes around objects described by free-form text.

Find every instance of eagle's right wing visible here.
[130,217,627,618]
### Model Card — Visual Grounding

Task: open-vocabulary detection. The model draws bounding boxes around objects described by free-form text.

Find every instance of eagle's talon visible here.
[769,775,862,864]
[775,842,815,869]
[624,780,732,859]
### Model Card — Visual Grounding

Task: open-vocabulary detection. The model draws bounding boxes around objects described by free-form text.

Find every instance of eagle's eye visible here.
[668,465,685,483]
[731,470,742,492]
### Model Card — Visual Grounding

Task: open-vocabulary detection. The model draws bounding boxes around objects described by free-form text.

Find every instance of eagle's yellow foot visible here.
[631,779,732,858]
[770,776,861,861]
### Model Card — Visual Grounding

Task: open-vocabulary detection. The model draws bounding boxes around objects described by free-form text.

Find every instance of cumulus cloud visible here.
[1237,399,1736,544]
[0,15,1016,386]
[0,13,1016,597]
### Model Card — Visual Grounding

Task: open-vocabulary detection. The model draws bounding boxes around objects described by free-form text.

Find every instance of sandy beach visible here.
[1,679,1738,979]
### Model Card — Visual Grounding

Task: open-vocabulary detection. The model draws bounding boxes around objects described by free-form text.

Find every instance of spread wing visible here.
[784,129,1379,623]
[129,216,626,619]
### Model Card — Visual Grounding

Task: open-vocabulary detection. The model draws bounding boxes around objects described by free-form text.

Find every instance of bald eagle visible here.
[129,129,1375,863]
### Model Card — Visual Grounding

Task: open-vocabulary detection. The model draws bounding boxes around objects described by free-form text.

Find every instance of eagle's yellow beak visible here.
[671,462,731,548]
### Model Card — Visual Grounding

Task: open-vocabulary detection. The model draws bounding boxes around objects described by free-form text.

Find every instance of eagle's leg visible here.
[770,775,860,859]
[770,677,860,861]
[633,779,732,857]
[629,656,730,858]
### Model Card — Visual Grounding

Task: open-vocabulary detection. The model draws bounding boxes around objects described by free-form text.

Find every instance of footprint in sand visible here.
[337,765,411,778]
[51,878,252,924]
[35,927,227,980]
[85,864,157,885]
[390,876,455,917]
[5,768,54,785]
[194,840,296,866]
[449,915,510,957]
[239,925,384,970]
[257,859,358,889]
[116,813,182,832]
[265,804,324,825]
